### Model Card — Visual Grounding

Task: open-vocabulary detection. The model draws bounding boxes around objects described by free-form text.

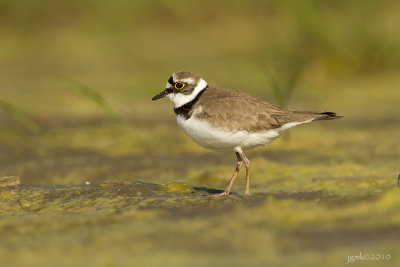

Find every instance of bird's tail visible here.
[293,111,343,121]
[312,112,343,121]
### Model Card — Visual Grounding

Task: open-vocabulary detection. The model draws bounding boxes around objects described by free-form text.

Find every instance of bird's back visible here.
[193,87,340,132]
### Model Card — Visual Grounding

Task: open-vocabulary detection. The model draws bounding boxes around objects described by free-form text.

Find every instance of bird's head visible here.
[152,71,208,108]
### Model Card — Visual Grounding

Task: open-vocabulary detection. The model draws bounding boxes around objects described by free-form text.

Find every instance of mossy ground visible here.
[1,1,400,266]
[1,76,399,266]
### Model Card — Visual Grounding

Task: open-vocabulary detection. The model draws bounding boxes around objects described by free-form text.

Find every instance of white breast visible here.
[177,115,273,151]
[176,112,313,152]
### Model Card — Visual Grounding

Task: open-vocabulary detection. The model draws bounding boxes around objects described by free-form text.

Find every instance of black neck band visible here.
[174,87,207,119]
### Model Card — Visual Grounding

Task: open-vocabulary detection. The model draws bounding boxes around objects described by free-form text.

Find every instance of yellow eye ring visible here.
[175,82,185,90]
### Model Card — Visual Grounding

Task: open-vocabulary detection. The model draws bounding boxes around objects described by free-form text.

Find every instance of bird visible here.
[152,70,342,196]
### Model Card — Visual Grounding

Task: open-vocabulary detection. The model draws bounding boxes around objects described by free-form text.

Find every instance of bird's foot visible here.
[213,191,231,197]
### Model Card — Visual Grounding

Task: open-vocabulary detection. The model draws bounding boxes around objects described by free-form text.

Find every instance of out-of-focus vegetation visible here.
[0,1,399,266]
[1,0,399,115]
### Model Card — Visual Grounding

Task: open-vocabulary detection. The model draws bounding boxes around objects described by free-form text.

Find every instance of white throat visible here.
[168,79,208,108]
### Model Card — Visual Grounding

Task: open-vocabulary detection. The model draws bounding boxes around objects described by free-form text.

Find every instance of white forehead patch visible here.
[166,82,172,88]
[171,73,177,82]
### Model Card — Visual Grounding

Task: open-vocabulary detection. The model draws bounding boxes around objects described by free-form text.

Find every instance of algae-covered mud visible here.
[1,181,400,266]
[1,107,400,267]
[1,109,400,266]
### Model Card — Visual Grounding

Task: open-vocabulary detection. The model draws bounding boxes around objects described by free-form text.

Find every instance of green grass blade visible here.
[65,78,125,123]
[283,58,305,104]
[262,61,284,107]
[0,99,42,133]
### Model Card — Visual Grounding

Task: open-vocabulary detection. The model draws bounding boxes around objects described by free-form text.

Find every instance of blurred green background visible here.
[1,0,400,266]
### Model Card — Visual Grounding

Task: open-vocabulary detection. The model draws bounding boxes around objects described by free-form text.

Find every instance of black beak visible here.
[152,89,170,101]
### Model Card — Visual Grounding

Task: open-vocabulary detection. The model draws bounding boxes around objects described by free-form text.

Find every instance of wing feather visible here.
[194,87,337,132]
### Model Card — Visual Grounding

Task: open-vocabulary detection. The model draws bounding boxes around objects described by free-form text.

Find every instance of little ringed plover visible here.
[152,70,342,196]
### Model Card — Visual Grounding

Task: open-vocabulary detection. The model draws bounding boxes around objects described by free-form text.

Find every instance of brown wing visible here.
[194,87,284,132]
[195,87,340,132]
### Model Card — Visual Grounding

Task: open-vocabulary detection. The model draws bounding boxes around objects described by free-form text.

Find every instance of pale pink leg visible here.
[242,154,250,196]
[235,147,251,196]
[218,152,243,196]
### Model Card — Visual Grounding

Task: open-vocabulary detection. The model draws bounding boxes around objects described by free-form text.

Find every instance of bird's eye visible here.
[175,82,185,90]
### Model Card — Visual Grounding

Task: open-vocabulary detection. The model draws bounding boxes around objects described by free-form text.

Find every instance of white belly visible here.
[176,115,281,151]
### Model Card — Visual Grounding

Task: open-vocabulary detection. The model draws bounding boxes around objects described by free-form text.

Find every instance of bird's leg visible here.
[219,152,243,196]
[243,153,251,196]
[235,148,251,196]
